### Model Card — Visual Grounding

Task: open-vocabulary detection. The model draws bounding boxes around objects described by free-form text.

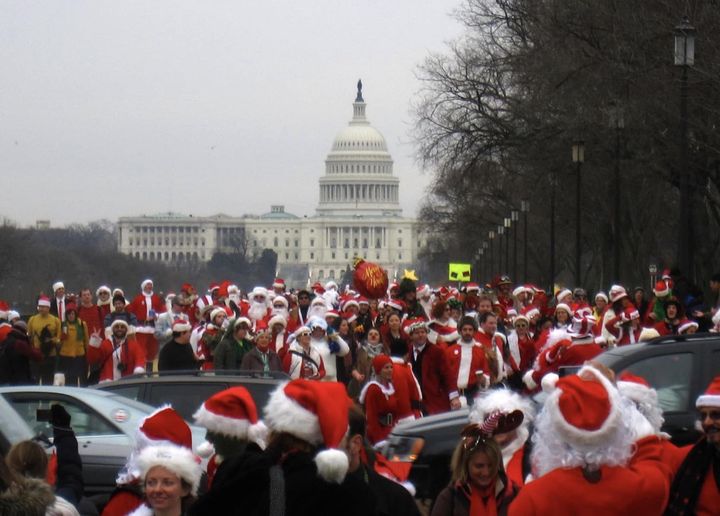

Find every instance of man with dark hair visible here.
[103,293,138,336]
[158,321,198,371]
[346,406,420,516]
[476,311,507,385]
[446,316,489,406]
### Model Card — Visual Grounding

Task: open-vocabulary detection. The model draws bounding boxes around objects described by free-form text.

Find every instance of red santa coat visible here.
[508,436,674,516]
[128,293,164,361]
[506,332,536,374]
[359,381,399,445]
[87,337,146,382]
[409,342,456,415]
[390,357,422,420]
[445,341,489,390]
[505,446,527,487]
[668,442,719,516]
[604,315,642,345]
[523,339,603,391]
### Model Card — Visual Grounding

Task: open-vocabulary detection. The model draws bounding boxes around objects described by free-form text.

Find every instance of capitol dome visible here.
[317,80,401,217]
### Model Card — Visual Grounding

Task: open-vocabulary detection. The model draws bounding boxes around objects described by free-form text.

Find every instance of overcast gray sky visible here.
[1,1,462,227]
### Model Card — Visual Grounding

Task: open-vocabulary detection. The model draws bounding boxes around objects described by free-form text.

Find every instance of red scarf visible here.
[468,481,498,516]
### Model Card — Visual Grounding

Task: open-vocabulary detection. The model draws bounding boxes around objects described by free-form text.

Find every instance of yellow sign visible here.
[449,263,472,282]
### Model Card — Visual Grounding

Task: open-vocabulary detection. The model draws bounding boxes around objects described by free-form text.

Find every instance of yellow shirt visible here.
[59,320,88,357]
[27,313,62,356]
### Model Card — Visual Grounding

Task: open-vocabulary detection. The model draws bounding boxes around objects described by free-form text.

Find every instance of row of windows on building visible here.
[332,140,386,151]
[326,162,391,175]
[130,226,204,234]
[133,251,205,262]
[127,237,205,247]
[319,184,398,203]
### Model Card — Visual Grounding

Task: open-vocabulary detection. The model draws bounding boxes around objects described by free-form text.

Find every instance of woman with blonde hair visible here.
[431,411,523,516]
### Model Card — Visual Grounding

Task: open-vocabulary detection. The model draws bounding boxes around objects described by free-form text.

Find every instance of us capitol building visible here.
[117,81,424,286]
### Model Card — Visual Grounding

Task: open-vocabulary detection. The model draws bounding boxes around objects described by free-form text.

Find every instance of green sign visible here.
[449,263,472,282]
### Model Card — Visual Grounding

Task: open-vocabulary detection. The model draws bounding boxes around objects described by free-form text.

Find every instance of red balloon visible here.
[353,259,389,299]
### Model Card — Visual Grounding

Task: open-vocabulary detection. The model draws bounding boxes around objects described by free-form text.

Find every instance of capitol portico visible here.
[117,81,423,286]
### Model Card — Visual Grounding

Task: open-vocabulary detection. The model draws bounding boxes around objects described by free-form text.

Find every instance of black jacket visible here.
[158,340,199,371]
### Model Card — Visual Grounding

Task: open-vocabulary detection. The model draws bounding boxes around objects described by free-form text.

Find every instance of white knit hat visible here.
[137,444,202,496]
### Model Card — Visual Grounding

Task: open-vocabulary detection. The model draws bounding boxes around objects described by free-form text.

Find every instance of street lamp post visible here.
[488,231,496,278]
[498,224,505,274]
[549,173,556,291]
[609,101,625,283]
[482,241,489,283]
[521,200,530,282]
[511,210,519,281]
[572,140,585,286]
[504,217,511,278]
[674,17,696,281]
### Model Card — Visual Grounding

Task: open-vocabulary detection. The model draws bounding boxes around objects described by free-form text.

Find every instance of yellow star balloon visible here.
[402,269,418,281]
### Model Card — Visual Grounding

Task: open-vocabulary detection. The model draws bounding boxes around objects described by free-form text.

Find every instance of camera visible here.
[117,362,127,373]
[36,408,52,422]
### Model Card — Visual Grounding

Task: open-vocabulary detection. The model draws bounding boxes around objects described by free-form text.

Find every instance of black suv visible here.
[94,370,288,422]
[382,333,720,500]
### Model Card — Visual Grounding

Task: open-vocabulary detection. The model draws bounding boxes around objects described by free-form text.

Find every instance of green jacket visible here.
[214,335,252,371]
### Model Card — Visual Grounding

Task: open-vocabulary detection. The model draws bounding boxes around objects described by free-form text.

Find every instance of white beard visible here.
[272,307,289,319]
[248,301,268,322]
[419,299,433,317]
[307,304,327,320]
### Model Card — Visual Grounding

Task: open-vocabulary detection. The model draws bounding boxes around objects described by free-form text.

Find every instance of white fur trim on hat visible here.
[543,365,622,446]
[263,382,322,446]
[210,307,228,321]
[136,444,202,496]
[52,281,65,292]
[111,319,129,329]
[193,404,250,439]
[696,394,720,408]
[96,285,111,296]
[141,279,153,289]
[314,449,349,484]
[268,314,288,328]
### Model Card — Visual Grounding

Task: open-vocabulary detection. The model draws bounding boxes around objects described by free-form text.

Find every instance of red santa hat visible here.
[465,282,481,293]
[357,296,370,305]
[512,285,532,298]
[172,320,192,333]
[140,279,153,290]
[677,319,698,334]
[272,278,286,290]
[96,285,111,296]
[696,375,720,408]
[52,281,65,292]
[427,321,459,343]
[268,314,287,328]
[555,288,572,302]
[569,313,596,337]
[403,317,427,336]
[372,354,393,375]
[181,283,194,293]
[210,307,230,322]
[594,291,609,303]
[386,299,405,312]
[272,296,289,308]
[37,296,51,308]
[609,285,628,303]
[341,299,359,311]
[193,386,268,446]
[137,406,193,449]
[312,282,325,294]
[652,280,670,298]
[521,305,540,321]
[263,380,353,483]
[554,303,572,316]
[620,307,640,323]
[541,365,622,446]
[137,444,202,496]
[208,282,220,292]
[110,319,130,330]
[216,280,232,299]
[416,283,432,297]
[325,310,340,320]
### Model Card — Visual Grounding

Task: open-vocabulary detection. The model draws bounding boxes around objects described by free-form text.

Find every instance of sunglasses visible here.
[515,323,528,328]
[298,332,311,337]
[273,304,285,308]
[699,410,720,421]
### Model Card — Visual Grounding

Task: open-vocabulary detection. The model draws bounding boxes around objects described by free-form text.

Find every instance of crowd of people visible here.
[0,269,718,514]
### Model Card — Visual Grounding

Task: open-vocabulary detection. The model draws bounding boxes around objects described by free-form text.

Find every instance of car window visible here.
[102,385,142,402]
[4,395,121,437]
[148,384,227,421]
[619,352,693,412]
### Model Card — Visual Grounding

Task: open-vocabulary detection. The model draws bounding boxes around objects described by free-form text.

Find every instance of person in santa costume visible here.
[305,316,349,382]
[102,406,193,516]
[359,354,399,445]
[505,313,536,389]
[128,279,164,370]
[653,297,683,336]
[87,320,145,383]
[268,314,290,357]
[95,285,113,320]
[207,379,376,515]
[469,388,535,487]
[192,386,268,490]
[269,295,298,333]
[432,411,523,516]
[196,307,229,371]
[604,306,644,345]
[128,443,202,516]
[508,364,674,515]
[446,316,490,407]
[474,311,507,386]
[664,375,720,515]
[406,318,460,414]
[282,325,326,380]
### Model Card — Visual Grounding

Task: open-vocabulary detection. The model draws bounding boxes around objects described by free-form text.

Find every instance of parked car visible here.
[382,333,720,500]
[0,386,206,497]
[94,370,287,422]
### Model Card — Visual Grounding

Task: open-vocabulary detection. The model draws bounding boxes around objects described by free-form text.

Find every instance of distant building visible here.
[117,82,424,286]
[36,220,51,230]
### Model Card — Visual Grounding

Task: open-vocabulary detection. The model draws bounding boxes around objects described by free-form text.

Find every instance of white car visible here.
[0,386,206,496]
